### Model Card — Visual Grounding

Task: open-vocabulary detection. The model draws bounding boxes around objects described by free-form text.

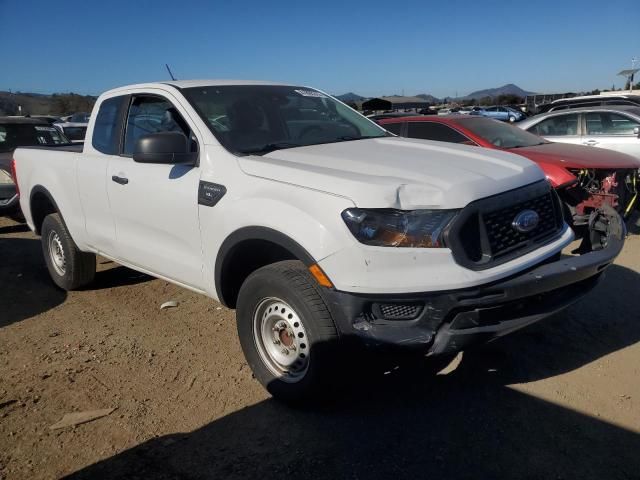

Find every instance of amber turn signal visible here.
[308,264,333,288]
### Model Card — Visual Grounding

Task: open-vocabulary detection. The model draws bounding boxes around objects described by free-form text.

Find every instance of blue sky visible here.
[1,0,638,97]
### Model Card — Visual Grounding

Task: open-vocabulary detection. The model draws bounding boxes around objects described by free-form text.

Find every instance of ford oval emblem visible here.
[512,209,539,233]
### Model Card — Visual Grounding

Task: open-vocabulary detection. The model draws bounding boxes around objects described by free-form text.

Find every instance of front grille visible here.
[484,192,558,259]
[445,181,564,270]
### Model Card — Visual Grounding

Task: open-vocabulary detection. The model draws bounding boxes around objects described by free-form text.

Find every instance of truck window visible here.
[123,96,193,156]
[182,85,387,155]
[93,96,124,154]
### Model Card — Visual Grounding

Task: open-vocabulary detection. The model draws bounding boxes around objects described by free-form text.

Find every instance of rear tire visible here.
[236,260,340,403]
[41,213,95,290]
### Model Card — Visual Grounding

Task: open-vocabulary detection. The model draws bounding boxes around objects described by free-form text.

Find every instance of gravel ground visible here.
[1,215,639,479]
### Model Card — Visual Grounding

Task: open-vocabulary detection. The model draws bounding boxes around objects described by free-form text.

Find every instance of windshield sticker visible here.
[294,89,326,98]
[35,126,58,132]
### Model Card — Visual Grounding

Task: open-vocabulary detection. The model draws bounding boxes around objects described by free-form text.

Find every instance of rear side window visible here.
[528,114,579,136]
[93,96,125,154]
[407,122,470,144]
[383,122,403,135]
[585,112,640,135]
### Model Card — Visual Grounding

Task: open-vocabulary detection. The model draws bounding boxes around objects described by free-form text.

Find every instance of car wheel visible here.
[41,213,96,290]
[509,116,516,122]
[236,260,340,403]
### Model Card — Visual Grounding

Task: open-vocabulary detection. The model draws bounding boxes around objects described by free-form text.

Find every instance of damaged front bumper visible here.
[321,210,625,355]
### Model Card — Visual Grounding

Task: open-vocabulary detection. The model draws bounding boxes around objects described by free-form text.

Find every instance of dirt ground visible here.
[0,215,639,480]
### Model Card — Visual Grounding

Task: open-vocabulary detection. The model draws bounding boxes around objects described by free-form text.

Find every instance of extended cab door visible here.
[77,95,128,253]
[106,93,204,289]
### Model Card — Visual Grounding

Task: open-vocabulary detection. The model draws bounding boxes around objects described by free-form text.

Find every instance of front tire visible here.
[41,213,96,290]
[236,260,340,403]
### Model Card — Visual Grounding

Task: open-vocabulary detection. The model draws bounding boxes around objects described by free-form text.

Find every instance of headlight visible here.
[341,208,458,247]
[0,169,14,185]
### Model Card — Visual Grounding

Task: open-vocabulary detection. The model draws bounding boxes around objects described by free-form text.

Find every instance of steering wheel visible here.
[298,125,325,139]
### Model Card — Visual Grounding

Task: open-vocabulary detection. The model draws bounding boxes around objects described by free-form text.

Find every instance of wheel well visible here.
[30,190,58,235]
[217,239,301,309]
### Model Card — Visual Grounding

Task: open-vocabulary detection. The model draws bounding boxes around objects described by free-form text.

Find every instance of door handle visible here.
[111,175,129,185]
[583,140,599,146]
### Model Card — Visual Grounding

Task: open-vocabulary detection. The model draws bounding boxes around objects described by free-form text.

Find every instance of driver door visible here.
[106,94,204,289]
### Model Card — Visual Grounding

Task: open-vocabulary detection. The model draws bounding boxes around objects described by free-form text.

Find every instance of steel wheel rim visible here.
[47,230,66,276]
[253,297,310,383]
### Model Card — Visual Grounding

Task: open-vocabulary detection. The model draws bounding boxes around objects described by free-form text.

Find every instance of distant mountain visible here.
[461,84,535,100]
[416,93,441,103]
[335,92,366,102]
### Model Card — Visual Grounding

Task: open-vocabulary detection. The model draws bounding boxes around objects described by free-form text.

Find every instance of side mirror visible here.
[133,132,197,164]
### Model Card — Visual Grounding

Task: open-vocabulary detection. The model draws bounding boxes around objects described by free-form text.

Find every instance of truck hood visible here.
[238,137,544,209]
[509,142,640,170]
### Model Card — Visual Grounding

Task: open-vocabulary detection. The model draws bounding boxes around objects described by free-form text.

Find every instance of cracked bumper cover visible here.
[321,211,625,355]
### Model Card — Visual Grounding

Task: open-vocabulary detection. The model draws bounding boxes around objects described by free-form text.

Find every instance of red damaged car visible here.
[379,115,640,249]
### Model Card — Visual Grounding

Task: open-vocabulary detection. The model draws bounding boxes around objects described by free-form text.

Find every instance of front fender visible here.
[199,187,355,299]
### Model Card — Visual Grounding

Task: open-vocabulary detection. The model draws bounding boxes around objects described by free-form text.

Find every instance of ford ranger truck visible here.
[13,81,625,402]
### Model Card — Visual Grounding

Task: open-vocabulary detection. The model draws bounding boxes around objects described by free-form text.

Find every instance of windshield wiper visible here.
[336,134,388,142]
[240,142,302,156]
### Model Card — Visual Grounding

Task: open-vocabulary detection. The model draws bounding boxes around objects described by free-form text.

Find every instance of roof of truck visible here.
[105,80,294,95]
[164,79,291,88]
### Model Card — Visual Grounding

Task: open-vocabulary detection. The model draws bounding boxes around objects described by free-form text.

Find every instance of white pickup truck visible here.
[13,80,624,402]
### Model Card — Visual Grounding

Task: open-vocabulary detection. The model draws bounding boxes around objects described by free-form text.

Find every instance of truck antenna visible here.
[165,64,177,81]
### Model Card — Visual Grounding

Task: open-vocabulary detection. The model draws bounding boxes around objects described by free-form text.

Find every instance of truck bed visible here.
[20,143,84,153]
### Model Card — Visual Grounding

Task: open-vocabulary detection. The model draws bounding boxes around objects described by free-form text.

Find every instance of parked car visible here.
[66,112,91,123]
[14,80,624,402]
[53,121,88,143]
[379,115,640,245]
[0,117,71,217]
[31,115,63,125]
[540,94,640,113]
[518,106,640,160]
[366,112,419,122]
[471,106,525,122]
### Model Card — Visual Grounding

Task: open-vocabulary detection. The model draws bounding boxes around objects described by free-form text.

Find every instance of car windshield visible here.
[456,117,547,148]
[183,85,388,155]
[0,123,70,152]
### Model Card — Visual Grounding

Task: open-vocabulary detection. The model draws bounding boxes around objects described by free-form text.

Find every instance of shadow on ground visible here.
[90,266,152,290]
[66,264,640,479]
[0,236,66,327]
[0,236,150,326]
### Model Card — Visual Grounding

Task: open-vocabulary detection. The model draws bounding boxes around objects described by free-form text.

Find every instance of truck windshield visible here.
[456,117,548,149]
[0,123,70,152]
[183,85,388,155]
